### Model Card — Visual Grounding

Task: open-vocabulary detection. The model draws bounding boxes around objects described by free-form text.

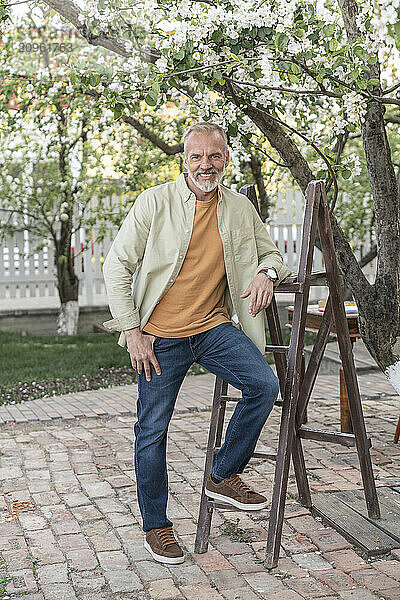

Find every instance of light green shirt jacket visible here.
[102,173,292,354]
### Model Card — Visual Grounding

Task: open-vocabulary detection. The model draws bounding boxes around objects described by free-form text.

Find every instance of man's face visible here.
[183,131,230,193]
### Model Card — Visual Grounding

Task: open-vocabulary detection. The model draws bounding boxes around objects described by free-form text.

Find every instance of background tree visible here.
[2,0,400,395]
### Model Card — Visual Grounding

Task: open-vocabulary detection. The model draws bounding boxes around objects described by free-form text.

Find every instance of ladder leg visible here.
[266,297,287,394]
[265,292,309,568]
[292,436,312,508]
[266,182,322,569]
[292,356,312,508]
[318,189,380,520]
[195,377,226,553]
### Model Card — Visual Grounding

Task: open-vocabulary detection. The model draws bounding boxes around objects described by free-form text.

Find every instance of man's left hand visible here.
[240,272,274,317]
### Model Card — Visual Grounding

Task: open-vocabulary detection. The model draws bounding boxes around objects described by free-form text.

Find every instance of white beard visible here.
[187,166,225,192]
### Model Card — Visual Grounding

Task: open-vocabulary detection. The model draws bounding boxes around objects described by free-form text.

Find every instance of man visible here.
[102,122,291,565]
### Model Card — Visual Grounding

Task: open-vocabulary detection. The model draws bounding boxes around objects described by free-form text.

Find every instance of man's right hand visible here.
[125,328,161,382]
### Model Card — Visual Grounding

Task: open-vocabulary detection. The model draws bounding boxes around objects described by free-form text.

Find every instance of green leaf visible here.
[68,71,80,87]
[342,169,352,179]
[323,24,335,37]
[144,90,158,106]
[288,73,300,84]
[276,33,289,51]
[90,73,101,87]
[368,78,380,86]
[328,38,338,52]
[175,48,185,61]
[353,45,366,60]
[212,30,223,43]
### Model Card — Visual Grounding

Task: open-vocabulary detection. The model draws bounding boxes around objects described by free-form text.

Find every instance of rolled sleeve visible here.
[102,308,141,332]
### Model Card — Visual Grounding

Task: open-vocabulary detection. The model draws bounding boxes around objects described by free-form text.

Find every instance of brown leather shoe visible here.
[144,526,184,564]
[205,473,269,510]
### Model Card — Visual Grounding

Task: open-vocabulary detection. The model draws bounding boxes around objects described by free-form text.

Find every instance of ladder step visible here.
[276,272,327,292]
[213,447,277,460]
[265,345,289,354]
[297,426,372,448]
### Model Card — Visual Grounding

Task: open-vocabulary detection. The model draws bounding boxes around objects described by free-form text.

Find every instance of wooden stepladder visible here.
[194,180,380,569]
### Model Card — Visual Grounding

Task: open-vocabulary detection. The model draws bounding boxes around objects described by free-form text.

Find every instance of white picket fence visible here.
[0,187,375,309]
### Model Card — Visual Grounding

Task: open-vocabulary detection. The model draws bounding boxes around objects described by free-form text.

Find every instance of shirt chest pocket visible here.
[230,227,257,263]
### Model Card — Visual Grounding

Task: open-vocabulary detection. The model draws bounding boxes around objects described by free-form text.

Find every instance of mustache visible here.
[195,169,218,176]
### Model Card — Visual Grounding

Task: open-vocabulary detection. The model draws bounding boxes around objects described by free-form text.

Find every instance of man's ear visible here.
[182,153,187,169]
[225,149,230,168]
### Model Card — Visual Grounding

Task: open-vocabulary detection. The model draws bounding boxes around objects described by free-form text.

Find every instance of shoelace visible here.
[229,473,253,494]
[154,526,177,548]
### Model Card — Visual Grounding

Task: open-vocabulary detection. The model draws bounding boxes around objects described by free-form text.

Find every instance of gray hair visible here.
[183,122,228,155]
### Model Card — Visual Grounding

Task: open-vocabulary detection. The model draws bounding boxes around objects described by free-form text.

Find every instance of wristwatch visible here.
[259,268,278,282]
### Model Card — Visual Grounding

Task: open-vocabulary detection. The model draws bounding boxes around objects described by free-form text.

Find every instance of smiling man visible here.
[102,122,291,565]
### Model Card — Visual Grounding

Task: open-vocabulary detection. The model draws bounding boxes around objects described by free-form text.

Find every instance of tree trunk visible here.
[338,0,400,392]
[226,81,400,390]
[55,248,79,335]
[250,153,270,220]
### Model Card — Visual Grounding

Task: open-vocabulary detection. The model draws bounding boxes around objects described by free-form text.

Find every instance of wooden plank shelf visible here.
[312,486,400,556]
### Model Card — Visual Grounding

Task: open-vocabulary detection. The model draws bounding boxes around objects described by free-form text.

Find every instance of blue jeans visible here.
[134,322,279,531]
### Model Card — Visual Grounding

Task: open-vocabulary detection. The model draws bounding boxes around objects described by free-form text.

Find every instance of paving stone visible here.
[339,590,379,600]
[37,564,69,584]
[6,568,38,594]
[81,481,116,498]
[208,569,248,590]
[167,563,208,585]
[287,576,338,597]
[311,568,356,592]
[104,569,143,592]
[292,552,333,571]
[149,577,184,599]
[40,583,78,599]
[97,550,129,570]
[94,497,129,513]
[179,582,225,600]
[220,587,262,600]
[193,549,234,572]
[18,513,48,530]
[350,568,399,591]
[71,571,106,591]
[70,505,103,522]
[227,553,266,574]
[373,559,400,580]
[243,572,287,594]
[66,548,98,571]
[57,533,89,551]
[135,559,171,582]
[88,531,122,551]
[0,466,23,479]
[323,549,367,573]
[308,528,352,552]
[62,492,92,508]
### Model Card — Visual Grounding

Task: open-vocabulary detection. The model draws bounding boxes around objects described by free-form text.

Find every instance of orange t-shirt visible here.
[142,191,231,337]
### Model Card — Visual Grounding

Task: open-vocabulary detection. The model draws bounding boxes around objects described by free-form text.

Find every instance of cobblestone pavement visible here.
[0,370,399,600]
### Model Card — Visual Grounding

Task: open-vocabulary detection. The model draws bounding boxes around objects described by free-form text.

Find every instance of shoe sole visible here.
[205,488,269,511]
[144,540,185,564]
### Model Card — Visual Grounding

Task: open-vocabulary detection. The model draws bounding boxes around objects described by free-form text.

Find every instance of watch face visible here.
[267,269,278,281]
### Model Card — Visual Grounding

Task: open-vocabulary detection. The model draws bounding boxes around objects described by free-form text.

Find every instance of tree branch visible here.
[122,116,183,154]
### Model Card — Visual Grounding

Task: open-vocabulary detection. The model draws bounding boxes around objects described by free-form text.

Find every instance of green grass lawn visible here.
[0,330,131,387]
[0,328,316,405]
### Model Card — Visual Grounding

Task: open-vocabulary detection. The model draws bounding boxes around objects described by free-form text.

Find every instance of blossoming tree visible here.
[2,0,399,393]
